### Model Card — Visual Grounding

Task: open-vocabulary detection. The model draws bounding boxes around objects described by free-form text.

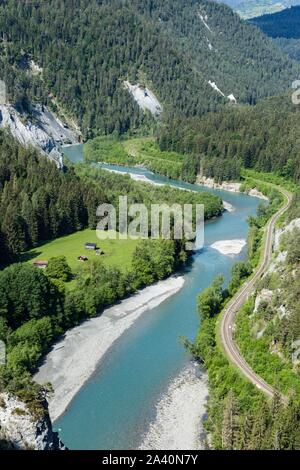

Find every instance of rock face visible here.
[274,217,300,250]
[254,288,274,313]
[123,81,163,116]
[197,175,242,193]
[196,176,269,200]
[0,103,80,167]
[0,393,65,450]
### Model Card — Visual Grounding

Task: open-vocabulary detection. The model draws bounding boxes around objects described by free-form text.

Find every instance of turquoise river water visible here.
[56,145,261,449]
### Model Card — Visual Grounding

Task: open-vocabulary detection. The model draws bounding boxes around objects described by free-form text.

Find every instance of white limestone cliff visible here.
[0,393,65,450]
[0,103,80,167]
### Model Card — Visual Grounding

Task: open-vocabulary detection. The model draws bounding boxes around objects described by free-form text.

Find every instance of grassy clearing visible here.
[84,136,185,179]
[20,229,139,272]
[242,168,298,193]
[123,137,185,163]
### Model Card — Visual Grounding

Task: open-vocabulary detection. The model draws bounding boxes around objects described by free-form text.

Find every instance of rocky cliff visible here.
[0,393,65,450]
[0,103,80,168]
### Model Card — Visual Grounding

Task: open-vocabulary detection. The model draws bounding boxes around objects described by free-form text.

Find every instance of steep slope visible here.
[0,103,80,167]
[0,0,299,138]
[251,6,300,61]
[158,94,300,183]
[0,393,64,450]
[251,5,300,37]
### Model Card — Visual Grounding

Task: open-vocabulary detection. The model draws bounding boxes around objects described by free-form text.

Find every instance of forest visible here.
[0,0,298,137]
[158,94,300,183]
[0,0,299,451]
[0,237,186,408]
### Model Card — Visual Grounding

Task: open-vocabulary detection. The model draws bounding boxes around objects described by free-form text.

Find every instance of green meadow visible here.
[21,229,139,272]
[84,136,185,180]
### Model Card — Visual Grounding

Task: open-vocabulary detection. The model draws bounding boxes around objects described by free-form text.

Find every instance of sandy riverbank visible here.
[196,176,269,201]
[211,239,246,256]
[99,166,164,186]
[100,167,239,213]
[34,276,185,422]
[139,364,208,450]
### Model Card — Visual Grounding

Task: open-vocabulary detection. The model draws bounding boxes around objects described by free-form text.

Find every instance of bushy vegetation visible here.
[195,311,300,449]
[249,6,300,62]
[286,189,300,223]
[0,131,108,262]
[234,207,300,404]
[0,126,223,405]
[273,37,300,62]
[75,163,223,221]
[22,229,140,273]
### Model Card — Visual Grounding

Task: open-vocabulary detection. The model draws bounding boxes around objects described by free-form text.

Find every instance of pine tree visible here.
[221,390,238,450]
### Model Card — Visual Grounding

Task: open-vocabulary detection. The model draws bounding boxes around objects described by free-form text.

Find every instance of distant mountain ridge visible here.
[0,0,299,138]
[251,5,300,38]
[250,6,300,61]
[219,0,300,19]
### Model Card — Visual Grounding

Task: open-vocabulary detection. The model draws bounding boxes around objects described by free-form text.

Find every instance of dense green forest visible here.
[75,163,222,220]
[158,94,300,183]
[0,0,299,449]
[192,188,300,449]
[0,0,298,137]
[84,136,198,182]
[273,37,300,62]
[0,130,107,262]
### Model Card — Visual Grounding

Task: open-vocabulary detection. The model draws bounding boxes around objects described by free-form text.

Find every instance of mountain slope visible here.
[158,94,300,183]
[251,6,300,61]
[251,5,300,37]
[0,0,299,138]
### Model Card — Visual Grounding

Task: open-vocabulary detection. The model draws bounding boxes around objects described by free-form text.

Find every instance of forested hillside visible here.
[0,0,298,137]
[251,6,300,61]
[158,94,300,183]
[251,5,300,38]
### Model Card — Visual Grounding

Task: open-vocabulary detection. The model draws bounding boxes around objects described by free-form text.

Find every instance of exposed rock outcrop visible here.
[274,217,300,250]
[0,393,65,450]
[123,81,163,116]
[196,176,269,200]
[254,288,273,313]
[0,103,80,167]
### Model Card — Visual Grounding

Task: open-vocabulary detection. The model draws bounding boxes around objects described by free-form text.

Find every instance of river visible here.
[55,145,261,450]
